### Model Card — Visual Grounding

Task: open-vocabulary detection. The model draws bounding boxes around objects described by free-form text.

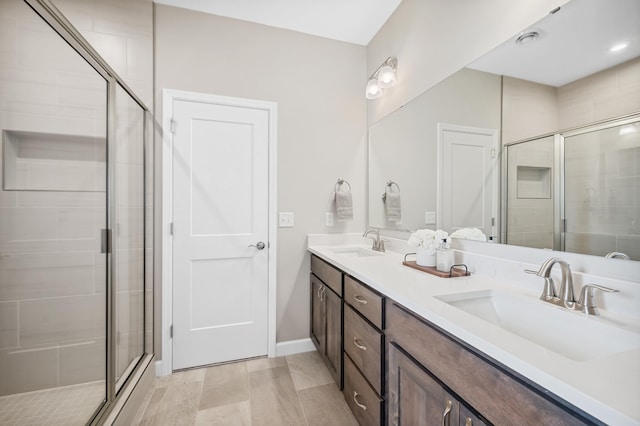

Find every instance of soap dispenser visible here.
[436,238,454,273]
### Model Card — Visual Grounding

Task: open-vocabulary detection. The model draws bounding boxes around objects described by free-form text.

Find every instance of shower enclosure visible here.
[503,114,640,260]
[0,0,153,424]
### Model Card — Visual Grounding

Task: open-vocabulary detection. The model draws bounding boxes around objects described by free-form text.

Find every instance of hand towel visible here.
[335,191,353,221]
[385,191,401,222]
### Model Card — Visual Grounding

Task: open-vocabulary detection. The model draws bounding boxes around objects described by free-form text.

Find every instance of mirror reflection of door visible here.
[438,124,498,239]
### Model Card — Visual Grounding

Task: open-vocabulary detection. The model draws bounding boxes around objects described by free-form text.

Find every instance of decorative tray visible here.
[402,253,470,278]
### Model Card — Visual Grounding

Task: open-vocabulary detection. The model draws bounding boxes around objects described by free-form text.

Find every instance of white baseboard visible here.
[276,338,315,357]
[155,339,314,376]
[155,360,171,377]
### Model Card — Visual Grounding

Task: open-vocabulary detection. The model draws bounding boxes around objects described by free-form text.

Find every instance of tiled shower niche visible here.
[2,130,106,193]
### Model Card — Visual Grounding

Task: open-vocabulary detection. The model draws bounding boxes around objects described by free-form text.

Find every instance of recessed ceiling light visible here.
[610,42,629,52]
[619,124,637,136]
[515,31,539,45]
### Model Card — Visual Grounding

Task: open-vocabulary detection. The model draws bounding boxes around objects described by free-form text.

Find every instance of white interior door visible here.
[172,98,270,370]
[438,124,498,239]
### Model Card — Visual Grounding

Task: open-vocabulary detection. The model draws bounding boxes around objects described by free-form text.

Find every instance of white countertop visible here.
[308,237,640,425]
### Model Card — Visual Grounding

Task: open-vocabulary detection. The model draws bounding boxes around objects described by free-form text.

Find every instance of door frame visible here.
[160,89,277,376]
[436,123,499,237]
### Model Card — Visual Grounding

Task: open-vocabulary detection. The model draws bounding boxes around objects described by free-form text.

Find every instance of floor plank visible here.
[248,365,306,426]
[199,362,249,411]
[135,353,356,426]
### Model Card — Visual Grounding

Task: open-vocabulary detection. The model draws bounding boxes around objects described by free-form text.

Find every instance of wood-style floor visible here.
[132,351,358,426]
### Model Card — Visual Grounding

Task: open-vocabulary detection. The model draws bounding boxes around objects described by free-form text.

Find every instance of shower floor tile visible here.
[0,381,104,426]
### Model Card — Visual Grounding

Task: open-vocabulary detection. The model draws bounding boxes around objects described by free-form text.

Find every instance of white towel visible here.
[385,192,401,222]
[335,191,353,221]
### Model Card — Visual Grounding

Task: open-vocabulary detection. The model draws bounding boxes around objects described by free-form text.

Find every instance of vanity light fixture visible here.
[366,56,398,100]
[515,31,539,45]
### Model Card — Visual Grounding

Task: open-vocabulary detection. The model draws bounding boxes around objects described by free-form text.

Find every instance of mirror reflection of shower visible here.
[504,116,640,261]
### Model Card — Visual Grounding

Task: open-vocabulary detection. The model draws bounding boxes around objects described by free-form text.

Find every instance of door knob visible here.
[248,241,266,250]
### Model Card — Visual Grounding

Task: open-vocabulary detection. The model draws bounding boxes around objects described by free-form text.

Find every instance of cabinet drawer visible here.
[344,355,382,426]
[311,255,342,296]
[344,304,383,394]
[344,275,383,329]
[386,300,591,426]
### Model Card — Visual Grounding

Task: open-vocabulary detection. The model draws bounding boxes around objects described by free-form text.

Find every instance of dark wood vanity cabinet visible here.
[389,343,487,426]
[343,275,385,426]
[310,254,600,425]
[386,300,596,426]
[310,255,343,387]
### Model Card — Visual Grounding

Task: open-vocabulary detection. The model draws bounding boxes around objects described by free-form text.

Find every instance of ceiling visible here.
[468,0,640,87]
[153,0,402,46]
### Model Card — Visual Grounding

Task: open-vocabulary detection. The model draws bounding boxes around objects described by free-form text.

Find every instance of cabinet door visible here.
[389,344,459,426]
[310,275,326,353]
[460,405,487,426]
[325,285,342,386]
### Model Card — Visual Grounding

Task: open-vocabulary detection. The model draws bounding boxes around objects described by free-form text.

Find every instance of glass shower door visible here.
[113,84,146,392]
[0,0,108,423]
[563,119,640,259]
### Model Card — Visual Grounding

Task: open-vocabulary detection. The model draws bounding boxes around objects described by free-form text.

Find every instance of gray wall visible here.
[154,5,368,354]
[153,1,579,360]
[366,0,567,123]
[368,68,502,231]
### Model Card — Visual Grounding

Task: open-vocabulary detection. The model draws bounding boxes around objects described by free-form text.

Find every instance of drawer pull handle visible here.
[442,400,452,426]
[353,391,367,410]
[465,417,473,426]
[353,337,367,351]
[354,295,368,304]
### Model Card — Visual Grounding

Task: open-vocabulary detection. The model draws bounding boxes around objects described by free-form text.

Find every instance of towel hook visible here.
[335,178,351,192]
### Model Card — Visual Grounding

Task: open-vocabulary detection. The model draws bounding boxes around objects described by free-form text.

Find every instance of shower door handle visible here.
[101,229,112,254]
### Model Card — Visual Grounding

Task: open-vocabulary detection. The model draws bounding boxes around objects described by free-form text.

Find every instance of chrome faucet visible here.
[363,228,385,252]
[525,257,573,304]
[526,257,619,315]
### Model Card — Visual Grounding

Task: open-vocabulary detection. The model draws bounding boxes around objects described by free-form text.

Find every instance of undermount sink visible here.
[329,246,384,258]
[435,290,640,361]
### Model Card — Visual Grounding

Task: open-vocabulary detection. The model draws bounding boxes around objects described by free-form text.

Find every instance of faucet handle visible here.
[577,284,619,315]
[525,268,557,300]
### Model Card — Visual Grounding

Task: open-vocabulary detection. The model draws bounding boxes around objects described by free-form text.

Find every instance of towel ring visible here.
[335,178,351,192]
[382,180,400,201]
[386,180,400,192]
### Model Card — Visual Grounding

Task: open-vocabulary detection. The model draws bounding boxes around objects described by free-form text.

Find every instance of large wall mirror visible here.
[368,0,640,260]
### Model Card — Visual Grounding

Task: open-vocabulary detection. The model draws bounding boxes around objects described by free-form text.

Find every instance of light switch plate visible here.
[279,212,294,227]
[325,212,334,227]
[425,211,436,225]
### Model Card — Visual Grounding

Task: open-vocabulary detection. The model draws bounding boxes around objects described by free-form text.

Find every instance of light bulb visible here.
[366,78,382,99]
[610,42,629,52]
[377,65,396,88]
